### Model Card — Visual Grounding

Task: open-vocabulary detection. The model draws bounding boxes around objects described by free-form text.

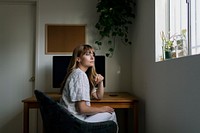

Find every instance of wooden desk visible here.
[22,92,138,133]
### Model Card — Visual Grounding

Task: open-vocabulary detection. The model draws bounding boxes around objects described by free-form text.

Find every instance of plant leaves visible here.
[95,0,135,57]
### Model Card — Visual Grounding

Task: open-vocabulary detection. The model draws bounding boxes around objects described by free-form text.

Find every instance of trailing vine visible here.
[95,0,135,57]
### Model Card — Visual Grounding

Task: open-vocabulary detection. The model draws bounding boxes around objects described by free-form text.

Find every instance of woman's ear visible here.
[76,57,81,63]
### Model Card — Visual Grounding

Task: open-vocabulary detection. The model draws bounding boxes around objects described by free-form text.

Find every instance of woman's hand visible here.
[92,74,105,100]
[100,106,114,113]
[95,74,104,85]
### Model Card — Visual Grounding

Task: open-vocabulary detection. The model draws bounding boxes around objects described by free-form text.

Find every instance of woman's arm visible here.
[91,74,105,99]
[76,100,114,115]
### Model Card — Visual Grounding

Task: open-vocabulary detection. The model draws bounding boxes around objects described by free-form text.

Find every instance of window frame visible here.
[155,0,199,62]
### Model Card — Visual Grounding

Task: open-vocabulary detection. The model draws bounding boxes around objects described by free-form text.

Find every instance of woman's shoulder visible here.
[67,68,88,83]
[70,68,86,78]
[72,68,84,74]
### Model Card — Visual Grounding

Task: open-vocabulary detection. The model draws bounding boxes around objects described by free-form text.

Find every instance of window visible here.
[155,0,200,62]
[190,0,200,55]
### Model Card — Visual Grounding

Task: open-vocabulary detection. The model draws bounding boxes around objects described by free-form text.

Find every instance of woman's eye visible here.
[85,52,94,56]
[85,52,90,55]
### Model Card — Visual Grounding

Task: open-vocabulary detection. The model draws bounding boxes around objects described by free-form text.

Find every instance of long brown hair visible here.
[60,44,97,93]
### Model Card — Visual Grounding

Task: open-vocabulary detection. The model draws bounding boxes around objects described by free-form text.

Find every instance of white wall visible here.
[132,0,200,133]
[35,0,132,93]
[0,1,37,133]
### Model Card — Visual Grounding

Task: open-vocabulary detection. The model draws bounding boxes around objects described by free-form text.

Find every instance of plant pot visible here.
[165,51,172,59]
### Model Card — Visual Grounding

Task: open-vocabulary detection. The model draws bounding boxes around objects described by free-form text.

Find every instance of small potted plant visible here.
[175,29,187,57]
[160,29,186,60]
[164,38,174,59]
[95,0,136,57]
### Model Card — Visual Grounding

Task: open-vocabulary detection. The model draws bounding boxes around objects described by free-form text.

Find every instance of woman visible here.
[60,44,118,127]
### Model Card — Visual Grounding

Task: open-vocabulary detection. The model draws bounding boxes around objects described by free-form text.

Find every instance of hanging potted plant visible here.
[95,0,136,57]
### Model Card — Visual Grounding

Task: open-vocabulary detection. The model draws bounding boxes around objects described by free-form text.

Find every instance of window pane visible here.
[170,0,187,35]
[169,0,188,58]
[191,0,200,55]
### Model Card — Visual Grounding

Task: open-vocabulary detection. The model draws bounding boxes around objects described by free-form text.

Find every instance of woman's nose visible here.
[90,54,94,59]
[91,55,94,59]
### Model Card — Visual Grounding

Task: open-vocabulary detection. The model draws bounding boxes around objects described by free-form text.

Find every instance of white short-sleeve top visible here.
[60,68,91,120]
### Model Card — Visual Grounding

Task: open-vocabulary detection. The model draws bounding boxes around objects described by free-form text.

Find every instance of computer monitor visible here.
[52,56,105,88]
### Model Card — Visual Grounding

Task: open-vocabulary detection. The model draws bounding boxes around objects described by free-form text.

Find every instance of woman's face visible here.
[77,49,95,70]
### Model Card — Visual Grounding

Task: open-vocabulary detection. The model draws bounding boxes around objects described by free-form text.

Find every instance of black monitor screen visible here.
[52,56,105,88]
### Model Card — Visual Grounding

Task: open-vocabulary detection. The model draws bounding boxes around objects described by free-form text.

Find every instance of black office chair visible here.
[34,90,117,133]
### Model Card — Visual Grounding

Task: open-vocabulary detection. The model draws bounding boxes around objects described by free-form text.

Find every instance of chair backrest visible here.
[34,90,77,133]
[34,90,117,133]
